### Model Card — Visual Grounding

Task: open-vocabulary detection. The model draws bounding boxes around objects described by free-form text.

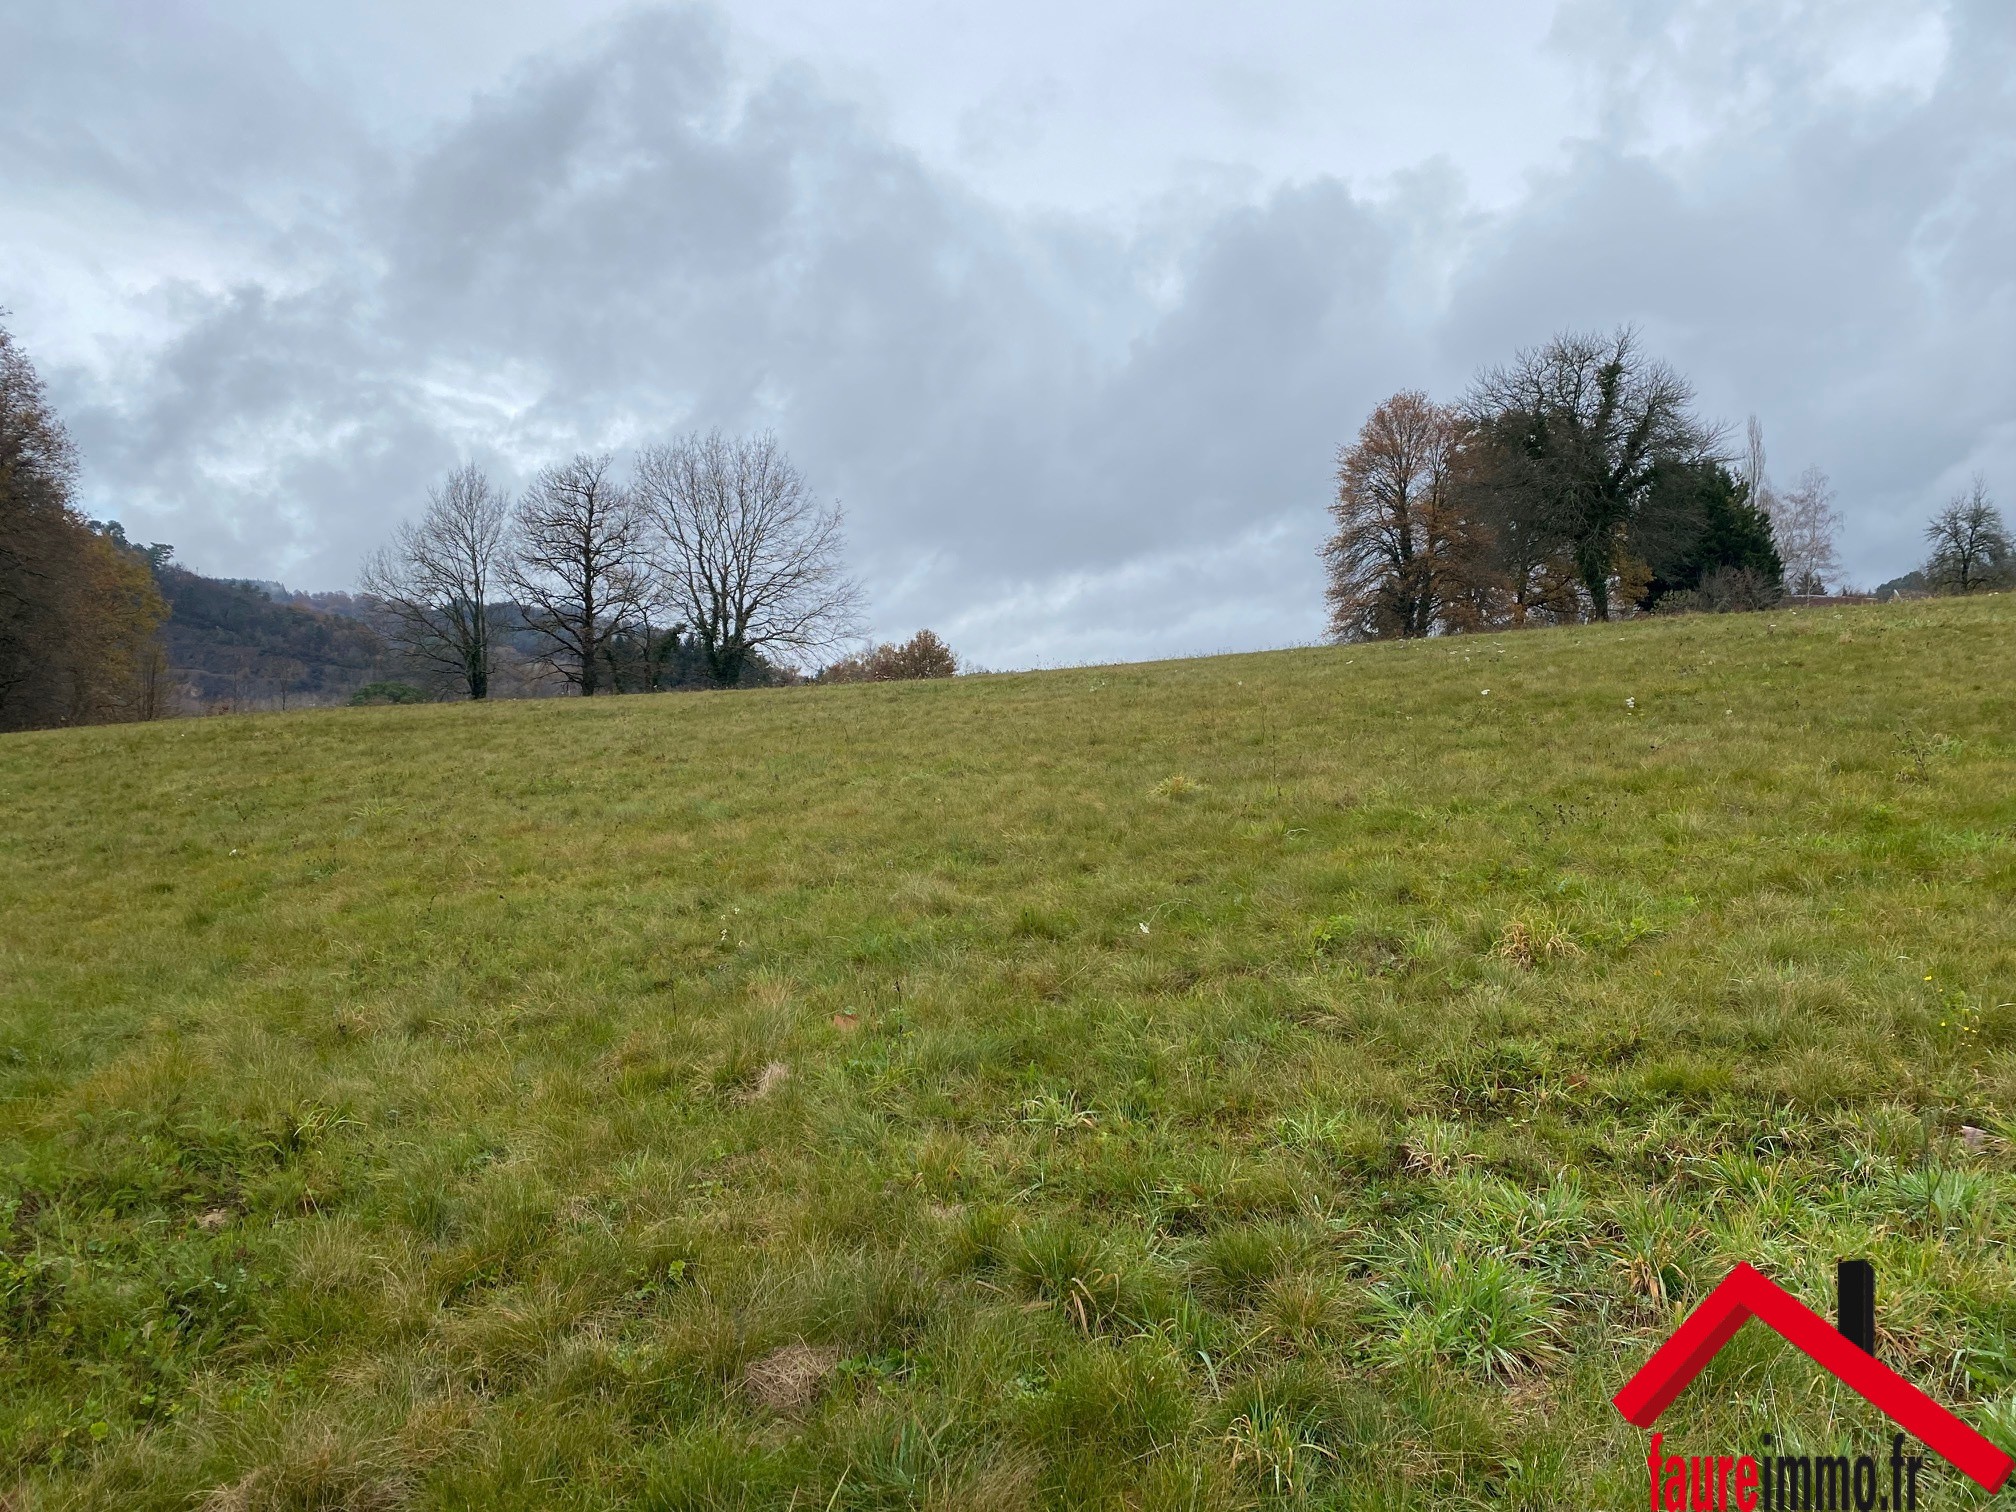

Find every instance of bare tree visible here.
[1321,392,1490,640]
[1923,477,2012,595]
[1769,466,1843,595]
[1466,328,1718,620]
[634,430,863,687]
[505,453,651,696]
[360,464,508,699]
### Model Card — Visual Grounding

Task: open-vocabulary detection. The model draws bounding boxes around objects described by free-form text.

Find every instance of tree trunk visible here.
[578,611,599,695]
[468,611,488,699]
[1580,542,1611,621]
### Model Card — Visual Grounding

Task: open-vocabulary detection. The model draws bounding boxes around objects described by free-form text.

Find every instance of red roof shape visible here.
[1612,1261,2012,1493]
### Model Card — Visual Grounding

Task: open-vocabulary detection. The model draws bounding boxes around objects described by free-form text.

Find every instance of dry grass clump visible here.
[741,1343,842,1413]
[1492,914,1582,966]
[746,1059,792,1100]
[198,1421,413,1512]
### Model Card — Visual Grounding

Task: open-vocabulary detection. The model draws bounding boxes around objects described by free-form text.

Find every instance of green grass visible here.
[2,596,2014,1509]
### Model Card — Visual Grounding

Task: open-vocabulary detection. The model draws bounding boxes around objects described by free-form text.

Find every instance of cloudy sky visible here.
[4,1,2011,667]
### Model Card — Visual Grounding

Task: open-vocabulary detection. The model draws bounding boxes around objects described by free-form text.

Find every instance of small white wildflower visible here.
[1138,921,1150,934]
[1625,697,1636,711]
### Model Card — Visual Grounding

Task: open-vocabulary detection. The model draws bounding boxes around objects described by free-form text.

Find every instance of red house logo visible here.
[1613,1261,2013,1494]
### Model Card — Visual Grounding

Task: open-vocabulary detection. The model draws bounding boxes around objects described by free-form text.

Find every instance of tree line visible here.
[7,310,2011,731]
[0,313,964,731]
[1320,327,2012,640]
[357,433,955,700]
[0,321,169,733]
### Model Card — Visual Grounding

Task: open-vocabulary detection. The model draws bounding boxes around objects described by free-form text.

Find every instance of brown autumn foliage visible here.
[821,628,958,683]
[1,320,168,732]
[1322,392,1499,641]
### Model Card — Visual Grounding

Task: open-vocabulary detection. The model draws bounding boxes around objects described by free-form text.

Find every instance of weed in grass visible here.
[1186,1222,1312,1310]
[1007,1220,1171,1336]
[1397,1118,1471,1177]
[1223,1385,1337,1499]
[1365,1234,1564,1380]
[1015,1090,1096,1133]
[1491,913,1582,967]
[1256,1274,1351,1350]
[1023,1335,1192,1461]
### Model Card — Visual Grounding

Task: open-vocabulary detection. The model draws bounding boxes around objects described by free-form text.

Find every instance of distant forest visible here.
[132,560,822,715]
[16,544,836,723]
[151,564,387,709]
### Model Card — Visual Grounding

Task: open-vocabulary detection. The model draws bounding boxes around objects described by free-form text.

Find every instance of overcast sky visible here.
[4,0,2011,667]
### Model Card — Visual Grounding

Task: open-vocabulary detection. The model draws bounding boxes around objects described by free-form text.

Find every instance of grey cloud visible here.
[1454,0,2016,573]
[2,3,371,225]
[7,0,2014,667]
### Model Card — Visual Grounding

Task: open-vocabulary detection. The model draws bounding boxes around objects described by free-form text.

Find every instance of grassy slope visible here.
[2,597,2014,1510]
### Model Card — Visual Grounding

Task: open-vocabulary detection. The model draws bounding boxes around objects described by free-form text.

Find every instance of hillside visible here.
[155,567,389,709]
[2,598,2014,1508]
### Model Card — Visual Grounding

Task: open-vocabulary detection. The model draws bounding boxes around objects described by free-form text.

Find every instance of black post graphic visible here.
[1838,1259,1876,1358]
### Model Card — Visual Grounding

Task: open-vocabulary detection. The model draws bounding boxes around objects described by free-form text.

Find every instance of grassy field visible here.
[2,596,2014,1510]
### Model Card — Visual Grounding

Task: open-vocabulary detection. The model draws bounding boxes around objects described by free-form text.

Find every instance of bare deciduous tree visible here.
[360,464,508,699]
[1322,392,1490,640]
[634,430,863,687]
[1466,328,1718,620]
[506,453,650,696]
[1769,466,1843,596]
[1923,477,2012,595]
